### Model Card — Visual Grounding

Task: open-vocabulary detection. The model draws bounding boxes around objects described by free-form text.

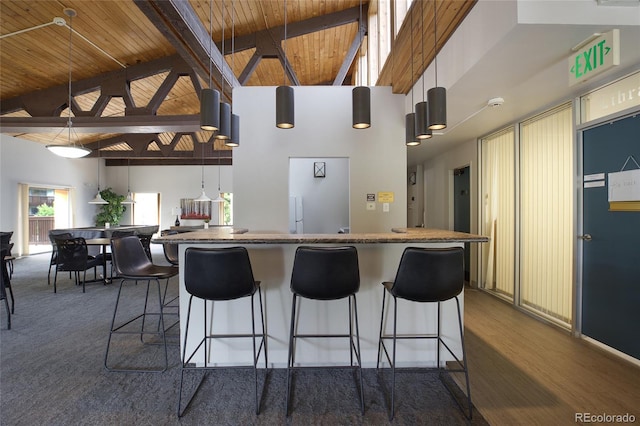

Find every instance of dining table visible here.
[84,238,112,284]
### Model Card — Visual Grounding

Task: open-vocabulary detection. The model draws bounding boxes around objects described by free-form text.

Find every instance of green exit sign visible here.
[568,29,620,87]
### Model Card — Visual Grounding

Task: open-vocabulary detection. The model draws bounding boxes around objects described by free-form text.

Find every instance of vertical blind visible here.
[519,104,573,324]
[480,129,516,298]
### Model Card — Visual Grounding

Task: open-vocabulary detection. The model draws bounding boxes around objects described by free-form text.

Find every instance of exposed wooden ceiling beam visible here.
[224,6,363,54]
[134,0,239,102]
[0,115,200,134]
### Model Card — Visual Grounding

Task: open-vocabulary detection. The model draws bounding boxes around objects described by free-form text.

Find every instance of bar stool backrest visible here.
[290,246,360,300]
[161,230,179,265]
[390,247,464,303]
[56,237,90,271]
[110,235,153,278]
[184,247,257,301]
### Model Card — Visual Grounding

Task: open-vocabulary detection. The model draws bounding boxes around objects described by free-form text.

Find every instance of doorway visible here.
[581,113,640,360]
[454,166,471,282]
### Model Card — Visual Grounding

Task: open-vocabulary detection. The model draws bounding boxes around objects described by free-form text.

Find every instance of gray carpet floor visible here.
[0,250,488,425]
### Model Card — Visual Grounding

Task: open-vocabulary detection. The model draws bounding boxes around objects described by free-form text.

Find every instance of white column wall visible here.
[232,86,407,233]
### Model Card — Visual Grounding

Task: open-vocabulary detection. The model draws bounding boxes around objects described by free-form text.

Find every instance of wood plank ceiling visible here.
[0,0,475,165]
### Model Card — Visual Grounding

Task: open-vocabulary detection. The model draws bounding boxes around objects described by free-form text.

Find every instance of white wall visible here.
[423,139,479,283]
[1,134,101,252]
[289,157,349,234]
[105,164,232,230]
[0,133,231,245]
[233,86,406,233]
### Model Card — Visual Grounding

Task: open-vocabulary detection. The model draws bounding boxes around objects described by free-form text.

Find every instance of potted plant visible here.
[203,218,210,229]
[95,188,126,226]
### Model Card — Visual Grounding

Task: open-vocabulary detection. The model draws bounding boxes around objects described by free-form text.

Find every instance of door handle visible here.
[578,234,592,241]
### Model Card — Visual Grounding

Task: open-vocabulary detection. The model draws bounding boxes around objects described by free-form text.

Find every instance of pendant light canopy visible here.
[352,0,370,129]
[405,113,420,146]
[427,0,447,130]
[46,9,91,159]
[276,0,294,129]
[226,113,240,147]
[200,0,220,131]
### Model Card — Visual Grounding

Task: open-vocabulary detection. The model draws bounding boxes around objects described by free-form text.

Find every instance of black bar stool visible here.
[178,246,267,417]
[104,235,179,372]
[377,246,472,420]
[286,246,364,416]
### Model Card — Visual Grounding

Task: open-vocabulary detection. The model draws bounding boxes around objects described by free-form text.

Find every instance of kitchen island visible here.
[154,228,488,368]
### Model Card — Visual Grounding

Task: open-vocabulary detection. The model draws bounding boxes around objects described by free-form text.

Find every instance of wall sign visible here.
[568,29,619,87]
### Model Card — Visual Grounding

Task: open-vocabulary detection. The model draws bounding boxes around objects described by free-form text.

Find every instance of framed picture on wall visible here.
[180,198,212,220]
[314,162,326,178]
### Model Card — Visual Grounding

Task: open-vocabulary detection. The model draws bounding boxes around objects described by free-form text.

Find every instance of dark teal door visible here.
[454,166,470,282]
[582,114,640,360]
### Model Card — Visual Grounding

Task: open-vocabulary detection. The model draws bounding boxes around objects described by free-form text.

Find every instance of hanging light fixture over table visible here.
[427,0,447,130]
[194,139,212,202]
[226,0,240,147]
[122,159,136,205]
[415,0,432,140]
[216,0,232,140]
[89,140,108,204]
[405,8,420,146]
[46,8,91,159]
[352,0,370,129]
[276,0,294,129]
[200,0,220,131]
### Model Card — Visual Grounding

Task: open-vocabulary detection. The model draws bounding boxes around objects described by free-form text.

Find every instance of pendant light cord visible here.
[209,0,213,88]
[421,0,425,100]
[359,0,363,86]
[283,0,287,85]
[433,0,438,86]
[221,0,225,97]
[67,12,73,136]
[410,7,414,107]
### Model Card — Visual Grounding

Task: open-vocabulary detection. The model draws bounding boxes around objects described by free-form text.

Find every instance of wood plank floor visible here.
[463,288,640,425]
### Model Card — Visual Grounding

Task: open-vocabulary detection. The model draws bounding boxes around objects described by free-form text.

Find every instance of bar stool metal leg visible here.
[104,277,169,372]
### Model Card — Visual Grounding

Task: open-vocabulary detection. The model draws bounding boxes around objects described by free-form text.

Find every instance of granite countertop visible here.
[152,227,489,244]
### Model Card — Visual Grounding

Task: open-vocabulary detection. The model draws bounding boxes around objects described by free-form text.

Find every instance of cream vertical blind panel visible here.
[18,183,29,256]
[519,103,573,325]
[480,128,516,298]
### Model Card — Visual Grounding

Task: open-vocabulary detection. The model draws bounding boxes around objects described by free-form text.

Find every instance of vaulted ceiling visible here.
[0,0,475,165]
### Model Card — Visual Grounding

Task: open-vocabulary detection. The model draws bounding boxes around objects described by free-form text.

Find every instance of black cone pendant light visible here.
[226,113,240,147]
[352,86,370,129]
[427,0,447,130]
[200,0,220,131]
[276,85,294,128]
[276,0,294,129]
[352,0,370,129]
[405,113,420,146]
[405,6,420,146]
[216,0,231,140]
[200,88,220,131]
[414,0,432,140]
[427,86,446,130]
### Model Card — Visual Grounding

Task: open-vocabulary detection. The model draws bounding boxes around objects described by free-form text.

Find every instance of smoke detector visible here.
[488,97,505,107]
[53,17,66,26]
